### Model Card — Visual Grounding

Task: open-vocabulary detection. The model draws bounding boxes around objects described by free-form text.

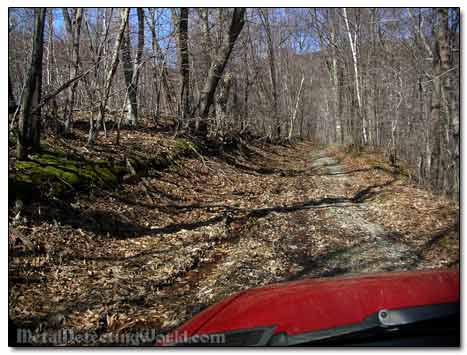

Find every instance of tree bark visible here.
[146,9,175,118]
[120,10,138,125]
[430,9,443,190]
[179,8,190,123]
[135,8,145,106]
[89,8,129,145]
[215,72,233,136]
[62,8,83,134]
[8,72,17,114]
[438,8,457,196]
[198,8,213,69]
[258,9,280,140]
[343,8,366,146]
[288,75,305,140]
[17,8,46,159]
[198,8,246,131]
[46,9,58,118]
[329,9,341,144]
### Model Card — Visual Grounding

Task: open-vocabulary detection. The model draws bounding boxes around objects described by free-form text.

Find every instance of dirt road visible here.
[9,142,459,344]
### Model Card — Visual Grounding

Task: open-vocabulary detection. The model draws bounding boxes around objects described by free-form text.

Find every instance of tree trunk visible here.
[343,8,366,146]
[46,9,58,118]
[288,75,305,140]
[198,8,213,70]
[215,73,233,136]
[179,8,190,123]
[17,8,46,159]
[89,8,129,145]
[120,10,138,126]
[430,9,443,190]
[62,8,83,134]
[135,8,145,113]
[8,72,17,114]
[147,9,175,118]
[259,9,280,140]
[198,8,246,132]
[438,8,457,196]
[329,9,341,144]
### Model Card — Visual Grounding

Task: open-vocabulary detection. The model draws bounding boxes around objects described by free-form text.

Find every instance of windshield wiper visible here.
[269,302,459,346]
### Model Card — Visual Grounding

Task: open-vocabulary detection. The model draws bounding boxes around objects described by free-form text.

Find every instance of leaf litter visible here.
[9,132,459,345]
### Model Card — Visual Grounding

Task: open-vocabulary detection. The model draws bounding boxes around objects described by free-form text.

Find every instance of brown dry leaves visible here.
[9,132,459,345]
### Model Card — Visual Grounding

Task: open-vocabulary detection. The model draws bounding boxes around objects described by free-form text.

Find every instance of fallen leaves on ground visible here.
[9,128,459,345]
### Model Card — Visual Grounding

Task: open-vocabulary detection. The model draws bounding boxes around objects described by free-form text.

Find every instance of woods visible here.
[9,8,459,196]
[8,7,460,346]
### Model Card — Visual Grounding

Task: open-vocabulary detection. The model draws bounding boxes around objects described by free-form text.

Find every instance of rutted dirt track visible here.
[9,141,459,344]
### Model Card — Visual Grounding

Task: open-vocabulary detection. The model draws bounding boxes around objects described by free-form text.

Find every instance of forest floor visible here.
[9,123,459,345]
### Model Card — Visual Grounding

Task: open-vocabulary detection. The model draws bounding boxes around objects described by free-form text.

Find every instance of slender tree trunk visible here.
[343,8,366,146]
[288,75,305,140]
[120,12,138,126]
[242,50,250,131]
[46,9,58,118]
[329,10,341,144]
[17,8,46,159]
[135,8,144,114]
[259,9,280,140]
[438,8,457,196]
[430,9,443,190]
[121,8,145,126]
[198,8,212,74]
[179,8,190,124]
[8,20,17,115]
[89,8,129,145]
[62,8,83,134]
[198,8,246,133]
[8,72,17,114]
[147,9,175,117]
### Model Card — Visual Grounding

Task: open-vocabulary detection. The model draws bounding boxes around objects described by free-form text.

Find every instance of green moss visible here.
[174,138,199,153]
[16,160,80,190]
[93,165,118,186]
[113,162,128,176]
[14,150,122,200]
[12,138,196,201]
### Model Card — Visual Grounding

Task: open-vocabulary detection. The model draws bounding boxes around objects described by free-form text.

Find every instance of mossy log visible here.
[12,138,196,202]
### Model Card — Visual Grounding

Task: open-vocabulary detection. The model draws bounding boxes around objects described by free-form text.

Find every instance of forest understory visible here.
[8,118,459,346]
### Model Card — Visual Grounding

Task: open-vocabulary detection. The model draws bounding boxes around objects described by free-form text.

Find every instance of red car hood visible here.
[162,269,459,344]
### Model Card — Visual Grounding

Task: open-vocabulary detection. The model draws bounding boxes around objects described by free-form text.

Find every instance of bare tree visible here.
[120,8,145,126]
[179,8,190,123]
[17,8,46,159]
[198,8,246,133]
[8,7,459,197]
[438,8,457,195]
[342,8,366,146]
[288,75,305,140]
[62,8,83,134]
[120,10,138,126]
[135,9,145,108]
[146,8,175,122]
[8,21,17,115]
[45,8,58,118]
[430,9,443,189]
[258,9,280,139]
[214,72,233,136]
[8,73,17,114]
[198,8,213,68]
[89,8,129,145]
